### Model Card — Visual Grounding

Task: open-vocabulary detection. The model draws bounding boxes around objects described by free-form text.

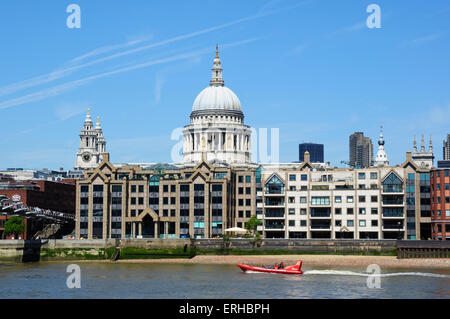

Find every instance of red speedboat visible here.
[237,260,303,274]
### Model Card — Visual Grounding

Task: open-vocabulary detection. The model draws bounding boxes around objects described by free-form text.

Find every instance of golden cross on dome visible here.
[216,44,219,58]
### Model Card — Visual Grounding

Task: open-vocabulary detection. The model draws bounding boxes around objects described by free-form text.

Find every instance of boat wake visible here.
[303,270,450,278]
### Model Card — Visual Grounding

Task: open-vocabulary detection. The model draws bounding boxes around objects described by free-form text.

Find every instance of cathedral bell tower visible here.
[75,109,107,170]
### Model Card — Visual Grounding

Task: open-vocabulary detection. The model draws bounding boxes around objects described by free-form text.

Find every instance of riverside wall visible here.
[0,239,398,262]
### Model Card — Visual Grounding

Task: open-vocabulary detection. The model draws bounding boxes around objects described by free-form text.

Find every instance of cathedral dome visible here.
[192,86,242,113]
[190,45,243,118]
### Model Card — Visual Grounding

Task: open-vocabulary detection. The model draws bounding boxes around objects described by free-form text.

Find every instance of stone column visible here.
[165,222,169,238]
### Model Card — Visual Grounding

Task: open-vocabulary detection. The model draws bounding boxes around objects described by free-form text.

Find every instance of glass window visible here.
[445,170,449,177]
[370,172,378,179]
[347,208,354,215]
[371,220,378,227]
[359,220,366,227]
[446,210,450,217]
[335,196,342,203]
[358,173,366,179]
[264,175,285,194]
[335,220,342,227]
[408,173,415,180]
[371,196,378,203]
[359,208,366,215]
[289,208,295,215]
[347,196,354,203]
[311,197,330,205]
[245,176,251,183]
[371,208,378,215]
[93,185,103,192]
[347,220,354,227]
[289,220,295,227]
[335,208,342,215]
[383,172,403,192]
[359,196,366,203]
[301,174,307,181]
[289,174,296,181]
[300,220,307,227]
[300,209,307,215]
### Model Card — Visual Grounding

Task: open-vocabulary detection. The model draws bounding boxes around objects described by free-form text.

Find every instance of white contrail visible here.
[0,37,263,111]
[0,2,308,98]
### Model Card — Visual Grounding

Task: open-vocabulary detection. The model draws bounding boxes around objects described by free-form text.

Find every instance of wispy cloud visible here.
[154,75,166,104]
[54,101,91,121]
[399,32,444,48]
[326,21,366,37]
[285,43,309,56]
[0,3,308,101]
[0,37,265,111]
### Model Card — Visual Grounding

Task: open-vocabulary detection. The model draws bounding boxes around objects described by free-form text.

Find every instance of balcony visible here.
[310,212,331,218]
[264,198,285,207]
[382,221,404,230]
[382,186,403,194]
[310,225,331,230]
[382,212,404,218]
[310,220,331,230]
[265,221,285,229]
[265,209,285,218]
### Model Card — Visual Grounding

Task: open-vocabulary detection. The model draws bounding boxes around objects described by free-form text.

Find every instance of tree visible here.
[3,216,25,239]
[246,215,262,235]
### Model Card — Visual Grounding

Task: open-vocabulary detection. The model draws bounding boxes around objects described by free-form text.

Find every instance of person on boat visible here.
[279,262,284,269]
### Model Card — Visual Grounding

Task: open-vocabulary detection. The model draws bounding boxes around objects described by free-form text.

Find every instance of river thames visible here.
[0,262,449,299]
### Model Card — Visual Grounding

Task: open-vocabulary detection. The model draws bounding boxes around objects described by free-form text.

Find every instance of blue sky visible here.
[0,0,449,169]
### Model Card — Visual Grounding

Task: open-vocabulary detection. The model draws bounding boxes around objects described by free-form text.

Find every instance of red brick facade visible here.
[430,169,450,240]
[0,180,75,239]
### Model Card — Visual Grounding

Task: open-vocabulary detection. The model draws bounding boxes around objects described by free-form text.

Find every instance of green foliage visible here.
[4,216,25,238]
[246,215,262,234]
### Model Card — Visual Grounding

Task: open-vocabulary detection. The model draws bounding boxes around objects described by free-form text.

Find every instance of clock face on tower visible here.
[82,152,92,163]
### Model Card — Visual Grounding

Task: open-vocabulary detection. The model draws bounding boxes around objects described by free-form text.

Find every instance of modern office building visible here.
[349,132,373,168]
[430,168,450,240]
[75,150,434,240]
[299,143,324,163]
[443,134,450,161]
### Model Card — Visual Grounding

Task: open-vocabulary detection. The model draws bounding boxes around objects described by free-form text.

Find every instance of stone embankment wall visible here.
[0,239,398,262]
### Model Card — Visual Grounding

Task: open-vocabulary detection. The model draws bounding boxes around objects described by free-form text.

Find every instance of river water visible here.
[0,262,449,299]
